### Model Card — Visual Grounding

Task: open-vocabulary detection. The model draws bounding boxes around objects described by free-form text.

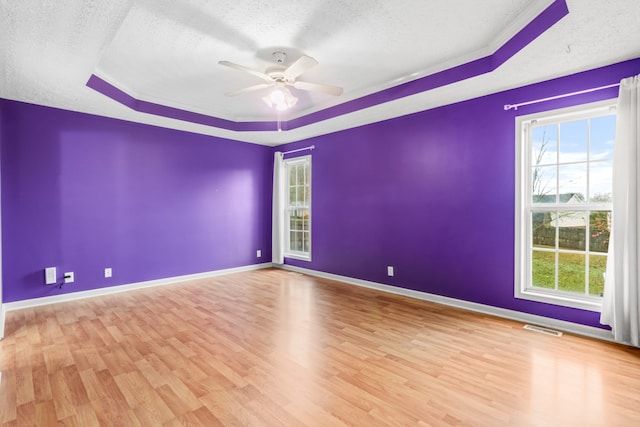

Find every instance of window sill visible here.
[285,253,311,262]
[516,288,602,312]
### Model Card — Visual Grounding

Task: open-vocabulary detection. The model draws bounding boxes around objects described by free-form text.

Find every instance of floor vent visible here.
[523,324,563,337]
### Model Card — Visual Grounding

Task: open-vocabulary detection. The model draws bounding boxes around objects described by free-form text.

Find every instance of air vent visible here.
[523,324,563,337]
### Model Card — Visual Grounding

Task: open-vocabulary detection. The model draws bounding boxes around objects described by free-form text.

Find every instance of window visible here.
[284,156,311,260]
[515,100,616,311]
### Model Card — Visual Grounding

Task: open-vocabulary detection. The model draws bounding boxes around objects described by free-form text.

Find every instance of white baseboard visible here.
[3,261,616,345]
[3,263,272,313]
[276,264,615,343]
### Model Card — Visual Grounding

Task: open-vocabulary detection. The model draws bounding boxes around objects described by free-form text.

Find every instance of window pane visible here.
[289,165,296,185]
[588,254,607,296]
[532,165,557,203]
[532,211,555,249]
[532,250,555,289]
[289,231,298,252]
[289,187,296,205]
[289,215,299,232]
[297,187,306,207]
[556,211,586,251]
[291,231,304,252]
[532,124,557,166]
[589,211,611,253]
[558,252,586,294]
[558,163,586,203]
[589,160,612,202]
[302,215,310,232]
[590,115,615,160]
[559,119,588,163]
[297,164,304,185]
[302,232,310,253]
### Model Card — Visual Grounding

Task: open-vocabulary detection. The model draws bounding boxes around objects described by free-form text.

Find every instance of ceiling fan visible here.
[219,51,343,111]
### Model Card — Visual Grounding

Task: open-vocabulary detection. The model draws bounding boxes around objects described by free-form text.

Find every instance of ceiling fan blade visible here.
[293,80,343,96]
[283,55,318,80]
[218,61,272,83]
[225,83,273,97]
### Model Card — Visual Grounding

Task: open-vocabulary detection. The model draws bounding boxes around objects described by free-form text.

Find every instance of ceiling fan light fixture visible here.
[283,88,298,107]
[263,86,297,111]
[270,88,286,104]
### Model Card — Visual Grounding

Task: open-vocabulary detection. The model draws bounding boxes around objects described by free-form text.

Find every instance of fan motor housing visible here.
[265,66,288,82]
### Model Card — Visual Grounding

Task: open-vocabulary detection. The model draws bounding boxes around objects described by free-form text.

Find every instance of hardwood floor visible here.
[0,268,639,426]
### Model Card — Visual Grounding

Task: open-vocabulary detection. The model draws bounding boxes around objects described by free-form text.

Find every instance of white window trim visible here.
[515,99,616,312]
[284,155,311,261]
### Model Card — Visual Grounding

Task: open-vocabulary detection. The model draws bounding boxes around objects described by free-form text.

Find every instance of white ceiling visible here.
[1,0,639,145]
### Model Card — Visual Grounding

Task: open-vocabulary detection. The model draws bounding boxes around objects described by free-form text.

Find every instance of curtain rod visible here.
[503,83,620,111]
[282,145,315,155]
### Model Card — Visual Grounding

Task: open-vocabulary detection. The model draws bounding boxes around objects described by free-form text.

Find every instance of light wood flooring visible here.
[0,268,639,426]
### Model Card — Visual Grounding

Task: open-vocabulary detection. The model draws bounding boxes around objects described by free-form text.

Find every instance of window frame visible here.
[284,155,311,261]
[515,99,616,312]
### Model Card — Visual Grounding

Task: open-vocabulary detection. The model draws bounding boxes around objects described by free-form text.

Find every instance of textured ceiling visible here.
[1,0,639,145]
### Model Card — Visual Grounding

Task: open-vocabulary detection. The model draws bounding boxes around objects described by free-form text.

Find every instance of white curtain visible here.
[272,152,285,264]
[600,74,640,346]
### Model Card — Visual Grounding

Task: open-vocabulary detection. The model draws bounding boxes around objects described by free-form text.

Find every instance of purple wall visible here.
[282,58,640,329]
[1,101,272,302]
[3,58,639,329]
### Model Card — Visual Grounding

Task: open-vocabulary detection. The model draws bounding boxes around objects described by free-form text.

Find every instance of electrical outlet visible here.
[64,272,74,283]
[257,250,262,258]
[45,267,57,285]
[104,268,112,278]
[387,266,394,277]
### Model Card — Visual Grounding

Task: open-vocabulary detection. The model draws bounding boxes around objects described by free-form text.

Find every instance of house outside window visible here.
[284,156,311,260]
[515,100,616,311]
